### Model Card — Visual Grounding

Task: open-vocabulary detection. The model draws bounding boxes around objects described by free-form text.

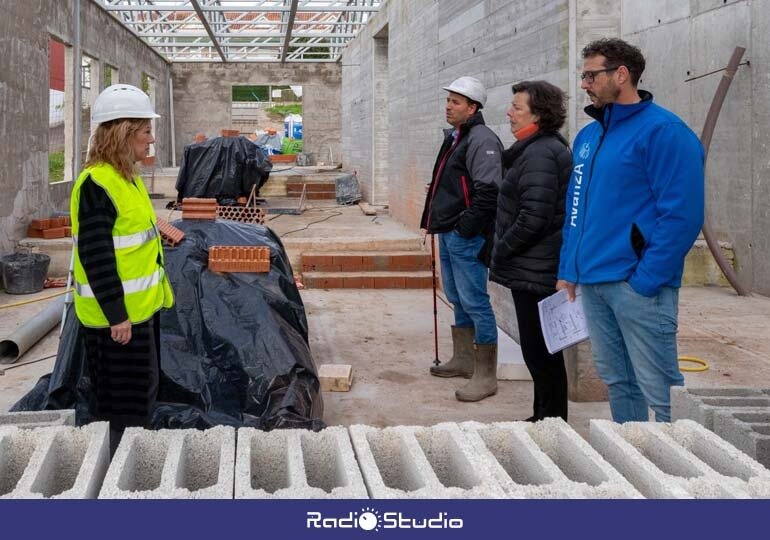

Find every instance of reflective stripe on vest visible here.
[75,268,165,298]
[73,226,157,250]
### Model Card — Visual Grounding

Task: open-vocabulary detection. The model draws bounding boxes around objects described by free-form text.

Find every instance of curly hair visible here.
[582,38,646,86]
[85,118,149,181]
[511,81,566,133]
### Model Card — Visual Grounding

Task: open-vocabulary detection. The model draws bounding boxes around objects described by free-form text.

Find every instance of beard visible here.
[589,81,621,108]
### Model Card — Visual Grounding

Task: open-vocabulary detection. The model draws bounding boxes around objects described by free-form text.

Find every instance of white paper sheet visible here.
[537,288,589,354]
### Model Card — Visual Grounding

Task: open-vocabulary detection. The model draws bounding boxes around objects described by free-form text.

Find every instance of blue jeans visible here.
[580,281,683,422]
[438,231,497,344]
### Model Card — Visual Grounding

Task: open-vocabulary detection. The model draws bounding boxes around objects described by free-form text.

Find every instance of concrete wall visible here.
[615,0,770,295]
[341,0,770,301]
[171,63,341,166]
[341,0,571,337]
[0,0,171,255]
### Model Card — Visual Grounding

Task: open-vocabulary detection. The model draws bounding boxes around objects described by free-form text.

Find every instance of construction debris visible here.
[318,364,353,392]
[358,201,377,216]
[156,217,185,247]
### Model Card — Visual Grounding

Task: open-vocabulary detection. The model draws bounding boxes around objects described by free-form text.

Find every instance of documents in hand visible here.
[537,288,589,354]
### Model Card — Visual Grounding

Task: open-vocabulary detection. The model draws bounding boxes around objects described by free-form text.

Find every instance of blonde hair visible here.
[85,118,149,181]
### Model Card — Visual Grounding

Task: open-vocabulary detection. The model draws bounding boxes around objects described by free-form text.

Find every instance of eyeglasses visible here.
[580,66,620,83]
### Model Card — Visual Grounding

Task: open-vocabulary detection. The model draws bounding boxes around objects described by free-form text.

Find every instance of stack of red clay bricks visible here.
[286,181,336,200]
[209,246,270,273]
[27,216,71,239]
[156,218,185,247]
[220,129,240,137]
[301,251,433,289]
[182,198,218,220]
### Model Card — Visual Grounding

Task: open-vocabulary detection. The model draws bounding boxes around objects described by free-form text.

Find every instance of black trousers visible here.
[85,313,161,455]
[512,290,568,421]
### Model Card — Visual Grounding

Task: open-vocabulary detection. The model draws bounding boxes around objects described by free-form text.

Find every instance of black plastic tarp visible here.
[176,136,273,204]
[12,219,324,431]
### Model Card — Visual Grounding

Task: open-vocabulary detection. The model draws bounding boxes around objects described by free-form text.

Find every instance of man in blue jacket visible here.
[556,38,704,423]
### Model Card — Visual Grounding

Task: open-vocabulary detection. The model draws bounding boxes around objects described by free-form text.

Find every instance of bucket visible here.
[1,252,51,294]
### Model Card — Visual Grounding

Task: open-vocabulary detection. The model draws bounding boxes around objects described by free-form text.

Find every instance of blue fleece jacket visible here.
[558,91,705,297]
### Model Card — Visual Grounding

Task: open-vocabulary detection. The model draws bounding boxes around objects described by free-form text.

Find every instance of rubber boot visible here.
[430,326,475,378]
[455,343,498,402]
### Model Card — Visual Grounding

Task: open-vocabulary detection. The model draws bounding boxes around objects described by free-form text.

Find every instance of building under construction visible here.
[1,0,770,502]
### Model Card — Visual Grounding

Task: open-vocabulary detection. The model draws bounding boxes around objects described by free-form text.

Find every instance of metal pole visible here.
[431,234,440,366]
[72,0,82,181]
[169,74,176,167]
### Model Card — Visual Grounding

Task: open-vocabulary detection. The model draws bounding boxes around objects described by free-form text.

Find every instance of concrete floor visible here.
[3,203,770,440]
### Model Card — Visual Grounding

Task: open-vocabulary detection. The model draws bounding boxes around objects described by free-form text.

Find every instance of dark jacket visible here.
[490,131,572,295]
[420,112,502,240]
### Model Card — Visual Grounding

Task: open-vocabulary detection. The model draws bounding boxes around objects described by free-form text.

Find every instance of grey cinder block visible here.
[0,410,76,429]
[461,419,641,498]
[671,387,770,430]
[235,426,367,499]
[713,410,770,474]
[349,422,506,499]
[664,419,770,498]
[0,422,109,499]
[591,419,769,498]
[99,426,235,499]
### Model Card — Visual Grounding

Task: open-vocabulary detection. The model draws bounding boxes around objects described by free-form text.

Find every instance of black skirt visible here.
[85,313,160,429]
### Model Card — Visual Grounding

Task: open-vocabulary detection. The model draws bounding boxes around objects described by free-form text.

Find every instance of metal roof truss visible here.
[98,0,382,63]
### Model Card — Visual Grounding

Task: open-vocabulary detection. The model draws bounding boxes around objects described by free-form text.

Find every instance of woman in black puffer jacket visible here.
[490,81,572,421]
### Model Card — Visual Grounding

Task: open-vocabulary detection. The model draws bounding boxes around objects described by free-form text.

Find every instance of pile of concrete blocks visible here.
[349,422,506,498]
[590,419,770,498]
[672,386,770,468]
[0,410,75,429]
[671,386,770,430]
[714,411,770,471]
[461,419,641,498]
[0,422,109,499]
[236,426,367,498]
[99,425,235,499]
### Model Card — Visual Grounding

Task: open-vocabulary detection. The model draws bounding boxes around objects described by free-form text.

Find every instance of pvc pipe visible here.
[698,46,750,296]
[0,296,65,364]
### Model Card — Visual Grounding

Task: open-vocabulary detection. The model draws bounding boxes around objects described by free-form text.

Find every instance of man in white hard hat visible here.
[421,76,502,402]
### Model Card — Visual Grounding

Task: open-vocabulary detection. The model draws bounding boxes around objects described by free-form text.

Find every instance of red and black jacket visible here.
[420,112,502,238]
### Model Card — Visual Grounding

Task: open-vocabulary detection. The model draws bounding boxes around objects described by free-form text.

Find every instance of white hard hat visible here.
[91,84,160,124]
[443,76,487,108]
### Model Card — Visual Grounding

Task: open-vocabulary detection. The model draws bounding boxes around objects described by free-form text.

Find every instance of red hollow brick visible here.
[208,245,270,273]
[42,227,66,239]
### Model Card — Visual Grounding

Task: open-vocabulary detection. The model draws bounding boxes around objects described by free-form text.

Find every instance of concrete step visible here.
[301,251,431,272]
[683,239,735,287]
[301,271,433,289]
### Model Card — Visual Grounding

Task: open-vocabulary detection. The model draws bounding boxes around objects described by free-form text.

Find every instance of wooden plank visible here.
[318,364,353,392]
[358,202,376,216]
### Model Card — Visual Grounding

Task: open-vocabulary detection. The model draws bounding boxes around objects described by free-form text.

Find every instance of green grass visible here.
[266,104,302,117]
[281,139,303,155]
[49,151,64,182]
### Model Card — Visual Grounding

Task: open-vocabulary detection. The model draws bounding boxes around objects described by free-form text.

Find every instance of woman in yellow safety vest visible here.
[70,84,174,456]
